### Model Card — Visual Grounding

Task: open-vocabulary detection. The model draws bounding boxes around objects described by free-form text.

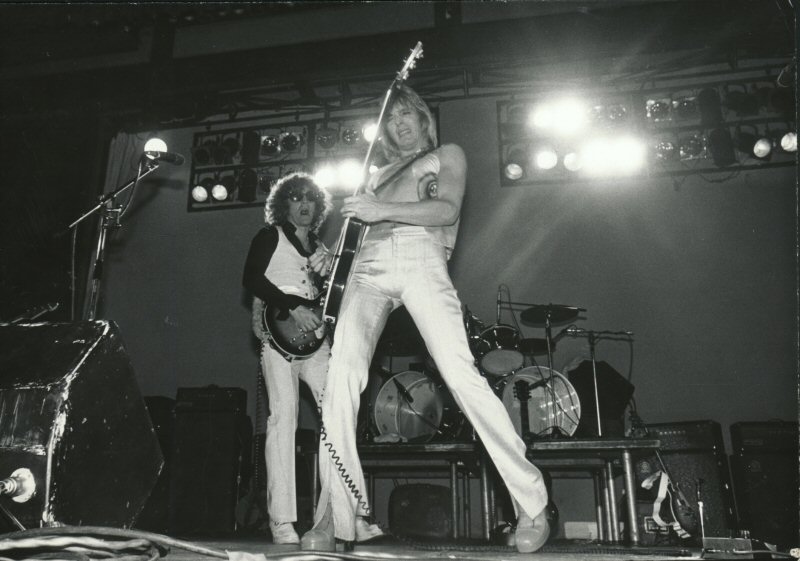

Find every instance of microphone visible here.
[496,286,502,324]
[555,325,583,340]
[144,151,185,165]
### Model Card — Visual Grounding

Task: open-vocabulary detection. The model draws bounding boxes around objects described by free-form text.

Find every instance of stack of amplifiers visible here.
[637,420,736,540]
[169,386,251,535]
[730,421,798,548]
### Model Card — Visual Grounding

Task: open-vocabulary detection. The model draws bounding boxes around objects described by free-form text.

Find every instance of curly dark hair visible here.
[264,172,332,232]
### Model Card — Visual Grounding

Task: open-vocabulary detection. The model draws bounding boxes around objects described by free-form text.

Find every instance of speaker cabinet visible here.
[730,421,798,548]
[637,420,736,540]
[169,387,250,535]
[389,483,452,539]
[0,321,163,528]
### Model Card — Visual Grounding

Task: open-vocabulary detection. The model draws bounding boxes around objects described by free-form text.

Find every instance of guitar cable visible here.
[317,403,372,518]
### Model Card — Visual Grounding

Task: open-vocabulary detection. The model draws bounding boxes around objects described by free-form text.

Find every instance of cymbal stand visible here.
[69,158,160,320]
[565,329,634,437]
[542,311,568,438]
[587,331,603,437]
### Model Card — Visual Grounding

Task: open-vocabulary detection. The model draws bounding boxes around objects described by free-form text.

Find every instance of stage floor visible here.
[168,536,700,561]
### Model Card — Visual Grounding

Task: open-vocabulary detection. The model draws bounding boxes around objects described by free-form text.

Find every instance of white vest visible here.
[264,226,316,300]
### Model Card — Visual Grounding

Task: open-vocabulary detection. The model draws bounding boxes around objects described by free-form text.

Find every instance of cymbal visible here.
[520,305,580,327]
[519,338,551,355]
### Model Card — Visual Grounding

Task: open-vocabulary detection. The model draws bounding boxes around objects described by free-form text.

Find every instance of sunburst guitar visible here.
[252,297,326,358]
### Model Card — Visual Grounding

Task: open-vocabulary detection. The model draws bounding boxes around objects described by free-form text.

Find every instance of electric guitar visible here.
[513,379,535,444]
[252,297,325,358]
[322,41,424,327]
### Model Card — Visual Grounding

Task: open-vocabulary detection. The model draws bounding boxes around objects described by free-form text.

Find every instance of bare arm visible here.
[341,144,466,226]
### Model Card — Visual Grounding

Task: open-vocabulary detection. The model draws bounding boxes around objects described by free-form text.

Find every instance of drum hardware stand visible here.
[560,328,634,437]
[69,158,160,320]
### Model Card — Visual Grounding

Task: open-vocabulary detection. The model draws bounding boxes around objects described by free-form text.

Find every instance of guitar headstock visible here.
[396,41,424,83]
[514,379,531,401]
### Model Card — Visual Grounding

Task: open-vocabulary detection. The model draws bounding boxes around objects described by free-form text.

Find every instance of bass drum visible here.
[373,370,466,443]
[501,366,581,438]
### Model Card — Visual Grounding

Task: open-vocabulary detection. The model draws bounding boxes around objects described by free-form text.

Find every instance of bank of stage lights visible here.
[190,121,381,203]
[500,92,797,184]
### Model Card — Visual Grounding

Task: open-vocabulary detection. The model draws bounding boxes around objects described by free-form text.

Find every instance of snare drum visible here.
[475,324,524,377]
[373,370,465,443]
[501,366,581,438]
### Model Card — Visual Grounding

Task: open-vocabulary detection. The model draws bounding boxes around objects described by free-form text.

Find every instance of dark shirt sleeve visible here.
[242,227,298,311]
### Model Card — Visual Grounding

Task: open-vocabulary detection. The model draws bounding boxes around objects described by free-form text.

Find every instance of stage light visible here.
[707,128,736,167]
[581,138,614,174]
[342,127,362,145]
[261,135,280,156]
[502,146,528,181]
[191,186,208,202]
[646,99,671,122]
[221,136,240,157]
[362,122,378,143]
[581,136,645,176]
[563,151,582,172]
[280,132,302,152]
[316,126,338,150]
[779,131,797,152]
[338,159,363,190]
[191,177,214,203]
[678,134,705,160]
[144,137,168,153]
[192,139,216,166]
[314,164,337,190]
[753,137,772,159]
[530,98,587,135]
[617,137,647,173]
[211,176,235,201]
[653,140,679,162]
[534,147,558,170]
[673,96,698,120]
[213,143,231,165]
[590,103,628,126]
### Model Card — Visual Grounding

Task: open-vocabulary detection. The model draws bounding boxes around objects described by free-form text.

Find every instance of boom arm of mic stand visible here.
[68,160,160,230]
[69,160,160,320]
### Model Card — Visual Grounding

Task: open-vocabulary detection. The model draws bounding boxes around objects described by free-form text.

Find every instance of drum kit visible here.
[366,298,601,444]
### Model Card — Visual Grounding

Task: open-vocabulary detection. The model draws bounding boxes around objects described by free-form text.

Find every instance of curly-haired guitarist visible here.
[242,172,333,544]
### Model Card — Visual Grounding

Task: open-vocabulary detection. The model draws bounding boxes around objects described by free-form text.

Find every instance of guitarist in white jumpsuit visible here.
[242,172,333,544]
[302,85,550,553]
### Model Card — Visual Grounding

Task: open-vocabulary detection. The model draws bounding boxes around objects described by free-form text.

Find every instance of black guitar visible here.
[322,42,424,327]
[252,297,326,358]
[654,450,699,537]
[513,379,535,444]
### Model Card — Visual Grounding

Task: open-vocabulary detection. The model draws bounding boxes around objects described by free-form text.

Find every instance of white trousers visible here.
[316,227,548,540]
[261,339,329,522]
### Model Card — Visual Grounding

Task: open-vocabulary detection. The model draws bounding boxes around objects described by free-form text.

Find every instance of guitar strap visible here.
[371,147,435,197]
[642,471,691,538]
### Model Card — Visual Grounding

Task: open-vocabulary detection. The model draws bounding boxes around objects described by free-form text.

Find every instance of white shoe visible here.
[271,521,300,545]
[354,517,384,542]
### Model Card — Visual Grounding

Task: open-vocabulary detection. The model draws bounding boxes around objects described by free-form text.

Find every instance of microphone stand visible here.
[70,158,160,320]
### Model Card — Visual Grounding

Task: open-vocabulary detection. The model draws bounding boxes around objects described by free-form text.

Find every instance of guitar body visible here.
[322,218,366,325]
[253,297,326,359]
